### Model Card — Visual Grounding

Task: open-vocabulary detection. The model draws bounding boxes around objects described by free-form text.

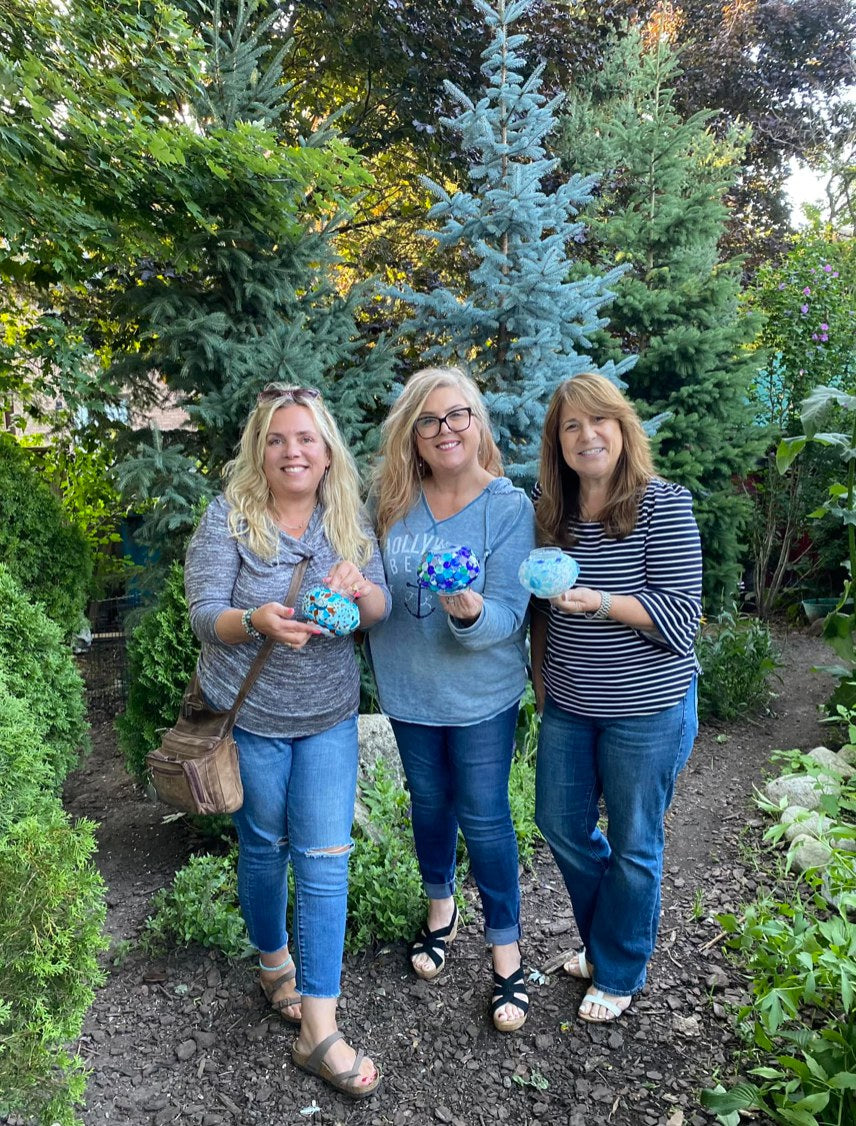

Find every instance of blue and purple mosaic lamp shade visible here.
[301,586,361,637]
[518,547,580,598]
[417,545,481,594]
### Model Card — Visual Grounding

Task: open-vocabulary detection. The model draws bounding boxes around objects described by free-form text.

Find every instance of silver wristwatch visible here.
[585,590,613,620]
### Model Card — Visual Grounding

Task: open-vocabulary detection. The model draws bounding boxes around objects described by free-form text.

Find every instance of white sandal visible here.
[578,988,631,1023]
[563,949,592,980]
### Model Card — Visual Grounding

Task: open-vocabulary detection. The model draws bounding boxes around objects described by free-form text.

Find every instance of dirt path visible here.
[61,627,831,1126]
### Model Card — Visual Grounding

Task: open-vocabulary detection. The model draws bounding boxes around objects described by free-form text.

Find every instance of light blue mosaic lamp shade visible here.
[417,545,481,594]
[301,586,361,637]
[518,547,580,598]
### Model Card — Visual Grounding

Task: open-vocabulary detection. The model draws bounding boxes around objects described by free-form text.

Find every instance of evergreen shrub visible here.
[0,584,105,1125]
[696,611,781,722]
[117,561,199,781]
[0,434,92,638]
[0,565,89,786]
[0,807,106,1126]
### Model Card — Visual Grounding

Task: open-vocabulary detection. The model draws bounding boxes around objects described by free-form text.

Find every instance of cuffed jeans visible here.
[390,702,522,946]
[535,678,698,996]
[231,715,358,999]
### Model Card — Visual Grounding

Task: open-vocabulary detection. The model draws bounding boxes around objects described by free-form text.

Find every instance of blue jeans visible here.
[535,678,697,996]
[231,715,358,999]
[390,703,521,946]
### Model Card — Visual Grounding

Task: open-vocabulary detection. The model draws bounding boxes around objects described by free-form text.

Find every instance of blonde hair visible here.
[223,387,374,566]
[536,372,656,546]
[371,366,503,544]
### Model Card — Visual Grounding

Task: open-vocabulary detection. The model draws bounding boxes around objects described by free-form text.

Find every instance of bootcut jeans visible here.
[390,701,522,946]
[535,677,698,996]
[231,714,358,999]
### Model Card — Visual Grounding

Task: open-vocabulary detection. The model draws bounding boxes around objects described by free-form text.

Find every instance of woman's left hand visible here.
[325,561,372,602]
[549,586,601,615]
[439,589,483,626]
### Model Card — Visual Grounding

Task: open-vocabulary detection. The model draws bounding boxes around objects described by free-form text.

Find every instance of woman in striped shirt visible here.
[531,373,702,1023]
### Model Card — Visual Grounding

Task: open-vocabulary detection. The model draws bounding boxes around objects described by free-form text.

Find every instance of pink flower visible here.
[800,304,809,314]
[820,334,828,342]
[823,264,832,272]
[820,323,829,331]
[803,287,811,295]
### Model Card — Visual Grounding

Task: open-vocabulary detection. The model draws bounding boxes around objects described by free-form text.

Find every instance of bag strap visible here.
[225,556,311,727]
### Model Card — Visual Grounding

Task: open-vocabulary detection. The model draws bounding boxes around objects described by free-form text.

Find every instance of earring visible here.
[417,456,425,478]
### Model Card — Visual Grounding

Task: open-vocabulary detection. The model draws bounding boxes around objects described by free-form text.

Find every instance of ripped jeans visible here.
[231,715,358,999]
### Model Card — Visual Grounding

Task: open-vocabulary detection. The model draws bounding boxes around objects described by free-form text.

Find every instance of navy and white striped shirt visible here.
[541,479,702,717]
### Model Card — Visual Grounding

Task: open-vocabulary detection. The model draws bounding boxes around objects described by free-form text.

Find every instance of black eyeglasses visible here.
[413,407,473,439]
[257,385,321,404]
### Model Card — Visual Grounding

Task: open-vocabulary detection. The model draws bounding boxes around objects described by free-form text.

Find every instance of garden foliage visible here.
[0,576,106,1126]
[702,722,856,1126]
[0,434,92,638]
[116,561,199,781]
[745,230,856,616]
[696,611,781,723]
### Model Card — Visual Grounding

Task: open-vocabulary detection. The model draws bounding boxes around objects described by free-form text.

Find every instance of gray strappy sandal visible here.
[292,1030,381,1099]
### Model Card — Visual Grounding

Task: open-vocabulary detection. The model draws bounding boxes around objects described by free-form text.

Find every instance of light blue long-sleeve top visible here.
[367,478,536,726]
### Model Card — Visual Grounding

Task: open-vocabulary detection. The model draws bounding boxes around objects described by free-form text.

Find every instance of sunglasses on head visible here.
[257,385,321,404]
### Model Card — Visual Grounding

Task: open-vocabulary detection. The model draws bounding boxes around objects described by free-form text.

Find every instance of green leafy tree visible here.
[110,0,396,565]
[393,0,631,480]
[559,28,763,608]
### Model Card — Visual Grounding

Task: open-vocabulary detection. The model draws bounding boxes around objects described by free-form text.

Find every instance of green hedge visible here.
[0,564,89,786]
[0,576,106,1125]
[117,561,199,781]
[0,434,92,638]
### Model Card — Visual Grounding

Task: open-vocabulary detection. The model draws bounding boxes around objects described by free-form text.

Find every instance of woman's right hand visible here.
[250,603,322,650]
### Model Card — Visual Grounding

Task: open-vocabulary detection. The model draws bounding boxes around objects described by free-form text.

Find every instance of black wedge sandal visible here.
[490,964,530,1032]
[408,904,459,981]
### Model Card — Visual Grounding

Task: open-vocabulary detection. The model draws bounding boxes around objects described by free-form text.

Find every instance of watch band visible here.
[585,590,613,620]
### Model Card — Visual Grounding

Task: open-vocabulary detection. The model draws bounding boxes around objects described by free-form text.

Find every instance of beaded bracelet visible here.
[241,607,264,641]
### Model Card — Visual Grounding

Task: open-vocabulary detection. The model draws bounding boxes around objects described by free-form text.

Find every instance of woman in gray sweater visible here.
[184,386,389,1099]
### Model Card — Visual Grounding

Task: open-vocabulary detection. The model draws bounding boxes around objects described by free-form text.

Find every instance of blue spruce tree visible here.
[393,0,632,479]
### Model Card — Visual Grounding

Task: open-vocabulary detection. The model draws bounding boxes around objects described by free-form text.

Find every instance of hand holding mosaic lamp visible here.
[301,586,361,637]
[518,547,580,598]
[417,545,481,594]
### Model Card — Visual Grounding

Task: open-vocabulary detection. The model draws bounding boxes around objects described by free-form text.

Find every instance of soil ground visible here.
[56,627,832,1126]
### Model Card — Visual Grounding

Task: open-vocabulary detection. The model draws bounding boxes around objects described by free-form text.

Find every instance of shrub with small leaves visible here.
[696,610,780,722]
[143,851,250,959]
[117,560,199,781]
[347,760,425,953]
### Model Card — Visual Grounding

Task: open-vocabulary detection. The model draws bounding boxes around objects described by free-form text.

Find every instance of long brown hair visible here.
[371,366,503,545]
[536,372,656,547]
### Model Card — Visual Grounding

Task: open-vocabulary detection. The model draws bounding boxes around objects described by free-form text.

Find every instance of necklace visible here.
[274,504,316,532]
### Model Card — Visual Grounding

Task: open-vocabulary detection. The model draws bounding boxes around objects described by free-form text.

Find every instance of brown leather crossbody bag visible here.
[146,558,309,815]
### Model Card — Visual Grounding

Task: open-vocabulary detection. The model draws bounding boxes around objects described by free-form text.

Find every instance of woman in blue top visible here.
[531,373,702,1024]
[369,366,535,1032]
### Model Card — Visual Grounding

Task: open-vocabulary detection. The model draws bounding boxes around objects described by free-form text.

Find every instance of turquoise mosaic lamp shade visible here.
[417,545,481,594]
[301,586,361,637]
[518,547,580,598]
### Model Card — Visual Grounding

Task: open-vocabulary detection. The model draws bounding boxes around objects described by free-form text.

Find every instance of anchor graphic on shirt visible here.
[404,581,436,619]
